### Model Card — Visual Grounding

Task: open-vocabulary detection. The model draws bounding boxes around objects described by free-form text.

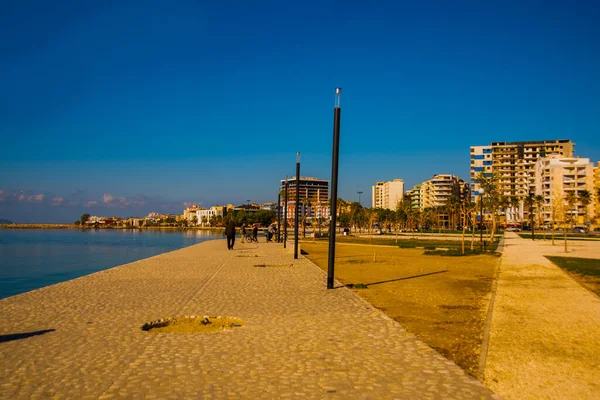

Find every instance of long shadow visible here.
[0,329,56,343]
[343,270,449,288]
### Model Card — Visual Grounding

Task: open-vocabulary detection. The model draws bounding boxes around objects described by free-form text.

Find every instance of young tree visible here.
[80,213,90,226]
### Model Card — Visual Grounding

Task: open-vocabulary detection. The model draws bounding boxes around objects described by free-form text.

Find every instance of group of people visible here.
[224,221,279,250]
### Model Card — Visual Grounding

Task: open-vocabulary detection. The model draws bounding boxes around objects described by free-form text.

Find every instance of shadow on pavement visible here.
[0,329,56,343]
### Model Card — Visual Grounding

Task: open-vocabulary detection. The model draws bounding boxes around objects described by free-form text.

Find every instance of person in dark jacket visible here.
[225,220,236,250]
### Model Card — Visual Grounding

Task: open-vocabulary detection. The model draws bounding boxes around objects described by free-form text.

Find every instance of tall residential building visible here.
[281,176,329,202]
[534,155,594,226]
[420,174,468,209]
[470,140,575,201]
[371,179,404,210]
[280,176,329,221]
[406,184,422,209]
[595,162,600,225]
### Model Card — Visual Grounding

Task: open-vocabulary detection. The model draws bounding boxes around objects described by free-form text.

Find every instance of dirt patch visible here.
[142,316,244,333]
[302,242,497,377]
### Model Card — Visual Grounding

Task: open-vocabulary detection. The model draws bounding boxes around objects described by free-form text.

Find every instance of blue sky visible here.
[1,0,599,223]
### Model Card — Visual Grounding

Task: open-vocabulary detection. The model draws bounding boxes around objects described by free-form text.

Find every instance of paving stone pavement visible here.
[0,239,496,399]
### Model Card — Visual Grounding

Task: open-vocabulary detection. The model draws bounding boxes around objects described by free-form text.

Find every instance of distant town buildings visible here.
[406,184,422,210]
[371,179,404,210]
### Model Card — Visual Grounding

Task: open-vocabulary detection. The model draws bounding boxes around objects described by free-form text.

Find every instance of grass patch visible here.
[545,256,600,296]
[142,316,244,333]
[302,242,497,377]
[519,233,600,241]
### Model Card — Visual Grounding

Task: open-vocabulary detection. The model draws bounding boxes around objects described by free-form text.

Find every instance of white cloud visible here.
[87,201,99,207]
[27,194,45,202]
[18,193,26,201]
[52,196,65,206]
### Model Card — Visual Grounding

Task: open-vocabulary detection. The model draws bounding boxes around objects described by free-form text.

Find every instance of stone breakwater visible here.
[0,240,495,399]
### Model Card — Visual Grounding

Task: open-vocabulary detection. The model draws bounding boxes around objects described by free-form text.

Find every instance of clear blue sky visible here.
[1,0,599,223]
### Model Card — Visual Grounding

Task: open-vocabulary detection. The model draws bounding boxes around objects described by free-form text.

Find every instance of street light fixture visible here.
[327,88,342,289]
[294,153,300,259]
[529,191,535,241]
[357,191,363,205]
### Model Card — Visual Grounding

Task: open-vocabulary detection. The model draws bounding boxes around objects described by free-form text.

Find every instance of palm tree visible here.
[564,191,577,252]
[535,195,545,239]
[579,190,591,226]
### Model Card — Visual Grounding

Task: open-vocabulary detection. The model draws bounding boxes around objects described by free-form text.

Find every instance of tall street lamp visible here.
[277,189,281,243]
[357,191,363,205]
[479,188,485,251]
[284,176,288,249]
[328,88,342,289]
[294,153,300,259]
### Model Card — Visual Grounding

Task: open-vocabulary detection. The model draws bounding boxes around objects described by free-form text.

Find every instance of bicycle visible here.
[244,232,258,243]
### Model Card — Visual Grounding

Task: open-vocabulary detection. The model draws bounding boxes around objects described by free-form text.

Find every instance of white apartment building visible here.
[420,174,468,209]
[371,179,404,210]
[534,156,595,226]
[595,162,600,225]
[470,140,574,200]
[196,206,225,226]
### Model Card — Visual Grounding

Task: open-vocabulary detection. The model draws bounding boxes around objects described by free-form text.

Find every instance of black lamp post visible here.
[284,176,288,249]
[294,153,300,259]
[357,191,363,205]
[479,188,484,251]
[277,190,281,243]
[327,88,342,289]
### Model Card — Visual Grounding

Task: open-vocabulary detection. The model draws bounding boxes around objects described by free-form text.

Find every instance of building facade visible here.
[420,174,468,210]
[281,176,329,203]
[470,140,574,199]
[371,179,404,210]
[196,206,226,226]
[534,156,595,226]
[595,162,600,226]
[406,184,422,209]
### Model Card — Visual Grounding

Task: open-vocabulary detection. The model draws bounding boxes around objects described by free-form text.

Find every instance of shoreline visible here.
[0,224,226,231]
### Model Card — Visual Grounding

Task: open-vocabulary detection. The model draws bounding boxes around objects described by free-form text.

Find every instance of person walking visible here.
[252,223,258,242]
[225,219,236,250]
[240,223,247,243]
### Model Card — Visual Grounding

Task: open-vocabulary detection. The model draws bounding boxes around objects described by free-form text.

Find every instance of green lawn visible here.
[518,233,600,241]
[545,256,600,296]
[308,236,499,254]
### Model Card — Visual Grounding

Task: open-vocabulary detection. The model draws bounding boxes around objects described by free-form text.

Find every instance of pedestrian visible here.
[240,223,247,243]
[267,222,278,242]
[225,219,236,250]
[252,223,258,242]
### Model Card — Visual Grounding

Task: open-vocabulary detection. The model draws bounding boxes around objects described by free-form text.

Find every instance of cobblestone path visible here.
[0,240,495,399]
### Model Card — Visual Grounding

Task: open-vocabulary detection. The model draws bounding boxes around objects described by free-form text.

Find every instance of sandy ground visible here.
[484,233,600,399]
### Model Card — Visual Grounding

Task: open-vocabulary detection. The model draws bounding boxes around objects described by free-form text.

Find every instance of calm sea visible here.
[0,229,222,300]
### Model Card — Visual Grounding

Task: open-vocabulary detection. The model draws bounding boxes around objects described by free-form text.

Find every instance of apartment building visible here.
[196,206,226,226]
[371,179,404,210]
[470,139,574,198]
[280,176,329,221]
[406,184,422,209]
[420,174,468,209]
[534,155,594,226]
[595,162,600,225]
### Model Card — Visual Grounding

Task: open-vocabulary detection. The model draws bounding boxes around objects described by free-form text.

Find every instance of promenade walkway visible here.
[484,232,600,399]
[0,240,494,399]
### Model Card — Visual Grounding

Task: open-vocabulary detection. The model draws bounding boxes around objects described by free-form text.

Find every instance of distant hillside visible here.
[0,219,14,224]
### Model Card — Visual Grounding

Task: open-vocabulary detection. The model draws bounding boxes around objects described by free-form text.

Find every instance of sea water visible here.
[0,229,222,300]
